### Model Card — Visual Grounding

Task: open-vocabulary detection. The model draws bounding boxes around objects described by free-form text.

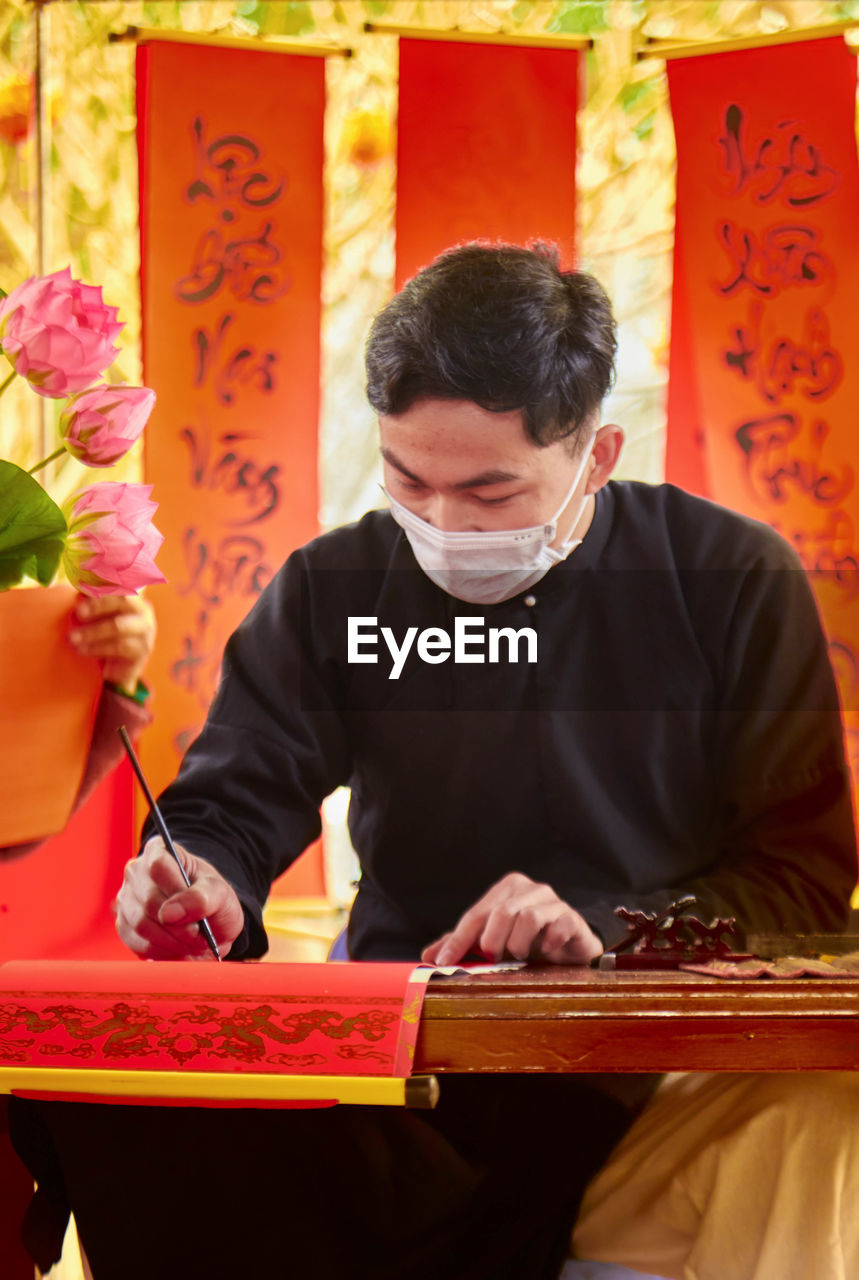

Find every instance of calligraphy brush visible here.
[118,725,221,961]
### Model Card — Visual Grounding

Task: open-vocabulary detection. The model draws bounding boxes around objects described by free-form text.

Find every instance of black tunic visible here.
[152,479,856,959]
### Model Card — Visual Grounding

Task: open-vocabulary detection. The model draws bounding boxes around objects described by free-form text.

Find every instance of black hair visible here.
[365,241,617,447]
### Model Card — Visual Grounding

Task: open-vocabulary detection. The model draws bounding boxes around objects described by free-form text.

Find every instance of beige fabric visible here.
[572,1071,859,1280]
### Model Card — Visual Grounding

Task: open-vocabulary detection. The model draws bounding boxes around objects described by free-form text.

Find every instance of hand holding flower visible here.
[67,593,156,693]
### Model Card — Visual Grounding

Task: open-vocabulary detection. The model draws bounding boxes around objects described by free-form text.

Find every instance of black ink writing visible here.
[775,510,859,598]
[170,608,224,714]
[181,417,281,525]
[724,305,842,404]
[717,222,833,297]
[186,117,285,223]
[176,223,290,305]
[719,104,839,207]
[193,313,277,405]
[829,637,859,703]
[171,607,217,693]
[734,412,853,505]
[178,527,273,607]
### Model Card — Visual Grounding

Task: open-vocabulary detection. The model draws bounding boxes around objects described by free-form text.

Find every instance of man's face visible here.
[379,398,598,548]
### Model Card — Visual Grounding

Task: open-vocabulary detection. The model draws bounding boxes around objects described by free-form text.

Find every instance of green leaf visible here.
[88,95,109,127]
[0,460,67,588]
[69,183,91,221]
[277,2,314,35]
[633,110,656,141]
[548,1,609,34]
[621,80,652,113]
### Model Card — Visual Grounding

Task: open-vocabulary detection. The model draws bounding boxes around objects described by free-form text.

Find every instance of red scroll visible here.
[136,41,322,830]
[395,38,580,285]
[0,960,436,1108]
[667,37,859,780]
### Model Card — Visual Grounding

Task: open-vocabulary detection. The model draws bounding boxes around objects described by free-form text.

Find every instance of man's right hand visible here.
[115,838,245,960]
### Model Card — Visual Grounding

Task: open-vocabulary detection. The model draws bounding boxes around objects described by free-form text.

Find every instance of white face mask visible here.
[385,435,596,605]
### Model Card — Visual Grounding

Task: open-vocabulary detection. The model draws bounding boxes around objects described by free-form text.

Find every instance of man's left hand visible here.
[421,872,603,966]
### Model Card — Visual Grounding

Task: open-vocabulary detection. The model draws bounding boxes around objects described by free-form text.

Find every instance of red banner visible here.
[0,769,132,962]
[667,37,859,783]
[396,38,580,285]
[0,960,428,1082]
[137,41,324,892]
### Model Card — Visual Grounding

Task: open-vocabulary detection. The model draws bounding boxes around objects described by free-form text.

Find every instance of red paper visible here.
[0,761,133,962]
[0,961,428,1080]
[396,37,580,286]
[665,213,711,498]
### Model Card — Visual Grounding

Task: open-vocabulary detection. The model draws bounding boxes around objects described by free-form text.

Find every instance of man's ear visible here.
[586,424,624,494]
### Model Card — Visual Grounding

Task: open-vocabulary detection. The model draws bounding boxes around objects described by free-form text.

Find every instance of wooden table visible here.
[415,965,859,1073]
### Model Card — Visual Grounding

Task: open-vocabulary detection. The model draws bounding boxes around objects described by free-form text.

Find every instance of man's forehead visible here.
[379,443,526,489]
[378,400,538,451]
[378,407,584,478]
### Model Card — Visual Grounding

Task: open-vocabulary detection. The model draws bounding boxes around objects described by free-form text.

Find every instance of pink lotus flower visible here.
[0,267,123,399]
[62,482,166,597]
[60,384,156,467]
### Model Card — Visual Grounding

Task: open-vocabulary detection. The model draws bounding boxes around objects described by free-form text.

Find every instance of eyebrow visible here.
[380,447,522,490]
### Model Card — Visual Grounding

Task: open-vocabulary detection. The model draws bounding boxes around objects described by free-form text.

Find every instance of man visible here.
[118,243,854,969]
[13,243,856,1279]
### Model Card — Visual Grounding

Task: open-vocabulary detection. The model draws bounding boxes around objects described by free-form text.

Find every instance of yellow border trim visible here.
[0,1067,414,1107]
[363,22,591,51]
[637,22,859,62]
[108,26,352,58]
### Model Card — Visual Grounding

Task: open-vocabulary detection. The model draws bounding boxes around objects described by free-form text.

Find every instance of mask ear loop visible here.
[548,430,598,554]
